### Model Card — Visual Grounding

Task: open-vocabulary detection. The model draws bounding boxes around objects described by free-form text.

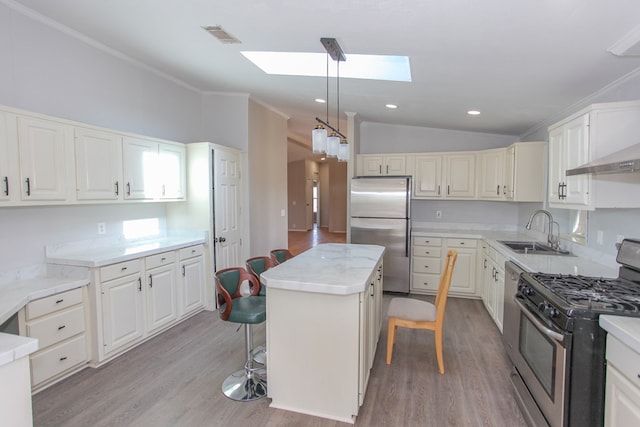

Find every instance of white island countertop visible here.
[261,243,385,295]
[600,315,640,355]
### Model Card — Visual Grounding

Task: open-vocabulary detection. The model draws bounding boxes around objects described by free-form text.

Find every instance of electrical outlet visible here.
[436,210,442,219]
[97,222,106,235]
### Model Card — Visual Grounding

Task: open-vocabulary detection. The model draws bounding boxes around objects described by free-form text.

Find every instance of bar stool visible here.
[270,248,294,265]
[245,256,273,365]
[215,267,267,401]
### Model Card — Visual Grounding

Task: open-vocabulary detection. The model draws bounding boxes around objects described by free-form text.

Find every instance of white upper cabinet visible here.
[17,116,73,201]
[123,137,185,201]
[413,152,476,199]
[548,101,640,209]
[548,114,591,208]
[477,148,506,200]
[158,143,186,200]
[504,141,546,202]
[357,154,406,176]
[0,112,16,203]
[75,127,123,201]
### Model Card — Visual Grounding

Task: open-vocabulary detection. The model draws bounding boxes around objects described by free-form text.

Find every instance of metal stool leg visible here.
[221,323,267,401]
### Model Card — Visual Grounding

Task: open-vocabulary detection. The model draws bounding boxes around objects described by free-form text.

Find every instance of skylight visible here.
[241,51,412,82]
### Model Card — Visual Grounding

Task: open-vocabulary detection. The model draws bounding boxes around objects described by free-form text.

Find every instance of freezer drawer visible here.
[351,217,409,293]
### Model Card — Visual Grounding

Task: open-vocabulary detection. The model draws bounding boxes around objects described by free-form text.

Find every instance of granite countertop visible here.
[411,226,618,278]
[0,333,38,367]
[600,315,640,355]
[261,243,385,295]
[46,232,207,267]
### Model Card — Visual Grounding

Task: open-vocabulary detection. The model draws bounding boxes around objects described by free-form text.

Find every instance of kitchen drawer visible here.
[412,273,440,292]
[607,335,640,389]
[27,305,85,349]
[412,246,441,258]
[146,251,176,269]
[26,287,83,320]
[101,259,141,282]
[446,238,477,249]
[412,257,442,274]
[31,334,87,386]
[178,245,204,260]
[413,236,442,247]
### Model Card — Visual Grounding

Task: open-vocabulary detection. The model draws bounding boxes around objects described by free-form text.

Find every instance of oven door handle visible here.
[514,297,566,345]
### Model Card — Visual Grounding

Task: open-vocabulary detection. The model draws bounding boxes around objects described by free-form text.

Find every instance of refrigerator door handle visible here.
[405,220,410,257]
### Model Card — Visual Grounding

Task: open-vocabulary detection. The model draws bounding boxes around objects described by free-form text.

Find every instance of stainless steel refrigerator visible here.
[350,176,411,293]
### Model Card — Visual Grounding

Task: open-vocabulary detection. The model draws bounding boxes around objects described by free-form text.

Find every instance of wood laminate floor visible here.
[288,226,346,256]
[32,294,525,427]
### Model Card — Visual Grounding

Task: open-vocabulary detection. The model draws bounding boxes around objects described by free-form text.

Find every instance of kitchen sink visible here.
[498,240,573,256]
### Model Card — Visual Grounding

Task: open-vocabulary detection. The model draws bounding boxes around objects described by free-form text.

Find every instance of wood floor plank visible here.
[33,294,525,427]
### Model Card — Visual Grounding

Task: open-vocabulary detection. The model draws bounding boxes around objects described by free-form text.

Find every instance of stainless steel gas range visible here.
[503,239,640,427]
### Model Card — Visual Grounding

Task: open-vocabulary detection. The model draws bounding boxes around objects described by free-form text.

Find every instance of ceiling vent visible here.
[202,25,241,44]
[608,24,640,56]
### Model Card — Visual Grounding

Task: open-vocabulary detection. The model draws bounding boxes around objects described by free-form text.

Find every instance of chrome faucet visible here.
[525,209,560,250]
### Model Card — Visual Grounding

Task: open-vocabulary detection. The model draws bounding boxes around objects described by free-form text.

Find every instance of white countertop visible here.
[412,227,618,278]
[46,232,206,267]
[261,243,385,295]
[0,333,38,367]
[600,315,640,355]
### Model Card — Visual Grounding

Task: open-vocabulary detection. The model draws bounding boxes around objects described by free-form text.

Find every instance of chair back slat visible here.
[435,249,457,321]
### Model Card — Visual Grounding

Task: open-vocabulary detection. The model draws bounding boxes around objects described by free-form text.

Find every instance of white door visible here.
[446,154,476,198]
[477,149,505,199]
[75,127,123,200]
[17,116,69,201]
[306,179,314,230]
[214,148,242,271]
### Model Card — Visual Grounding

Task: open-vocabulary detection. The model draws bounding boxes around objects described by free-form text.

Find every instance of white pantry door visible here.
[213,148,242,271]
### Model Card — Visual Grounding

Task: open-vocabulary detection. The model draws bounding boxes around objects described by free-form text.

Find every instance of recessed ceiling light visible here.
[315,98,326,103]
[467,110,481,116]
[386,104,398,109]
[241,51,412,82]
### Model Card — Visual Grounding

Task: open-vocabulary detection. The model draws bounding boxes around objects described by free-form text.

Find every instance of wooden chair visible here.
[386,249,458,374]
[269,248,294,265]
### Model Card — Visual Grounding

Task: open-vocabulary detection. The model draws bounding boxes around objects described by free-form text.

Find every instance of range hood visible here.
[566,142,640,176]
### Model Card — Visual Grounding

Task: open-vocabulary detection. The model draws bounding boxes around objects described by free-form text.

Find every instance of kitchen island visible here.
[261,243,385,424]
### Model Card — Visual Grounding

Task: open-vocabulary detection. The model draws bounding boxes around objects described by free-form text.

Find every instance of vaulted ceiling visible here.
[8,0,640,160]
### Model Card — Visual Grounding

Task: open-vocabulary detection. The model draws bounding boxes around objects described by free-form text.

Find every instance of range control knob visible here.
[544,306,559,319]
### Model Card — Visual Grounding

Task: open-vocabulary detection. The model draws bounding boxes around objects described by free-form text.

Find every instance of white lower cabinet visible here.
[91,245,205,364]
[480,241,506,332]
[178,245,205,316]
[605,334,640,426]
[410,235,479,298]
[19,287,89,391]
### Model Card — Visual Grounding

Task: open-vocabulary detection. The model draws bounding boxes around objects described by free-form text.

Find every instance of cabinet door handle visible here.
[138,277,142,292]
[127,182,131,196]
[379,165,382,174]
[437,185,441,195]
[162,184,166,196]
[182,265,186,276]
[496,185,500,195]
[386,165,389,174]
[370,282,374,297]
[484,259,487,269]
[25,177,31,196]
[503,185,507,195]
[58,325,66,330]
[115,181,119,196]
[447,185,450,195]
[3,176,8,196]
[149,274,153,288]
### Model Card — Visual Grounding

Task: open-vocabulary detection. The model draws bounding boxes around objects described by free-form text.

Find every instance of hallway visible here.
[288,226,346,255]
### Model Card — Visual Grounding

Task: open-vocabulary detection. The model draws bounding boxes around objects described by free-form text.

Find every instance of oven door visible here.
[511,297,569,427]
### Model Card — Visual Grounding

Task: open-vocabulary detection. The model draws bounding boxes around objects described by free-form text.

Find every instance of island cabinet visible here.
[262,243,385,424]
[479,241,506,332]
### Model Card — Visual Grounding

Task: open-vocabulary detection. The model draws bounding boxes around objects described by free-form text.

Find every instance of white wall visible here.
[359,121,517,153]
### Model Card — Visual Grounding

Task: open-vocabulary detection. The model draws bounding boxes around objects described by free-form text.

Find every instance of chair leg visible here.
[435,328,444,374]
[386,317,396,365]
[221,323,267,401]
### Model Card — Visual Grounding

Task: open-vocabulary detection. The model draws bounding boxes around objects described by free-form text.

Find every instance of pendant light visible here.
[312,38,349,161]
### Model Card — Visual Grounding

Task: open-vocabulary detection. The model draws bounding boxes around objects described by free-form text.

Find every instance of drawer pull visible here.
[59,356,67,361]
[424,265,429,269]
[424,251,430,255]
[460,242,465,245]
[161,257,166,261]
[121,266,128,271]
[58,325,66,330]
[56,299,64,304]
